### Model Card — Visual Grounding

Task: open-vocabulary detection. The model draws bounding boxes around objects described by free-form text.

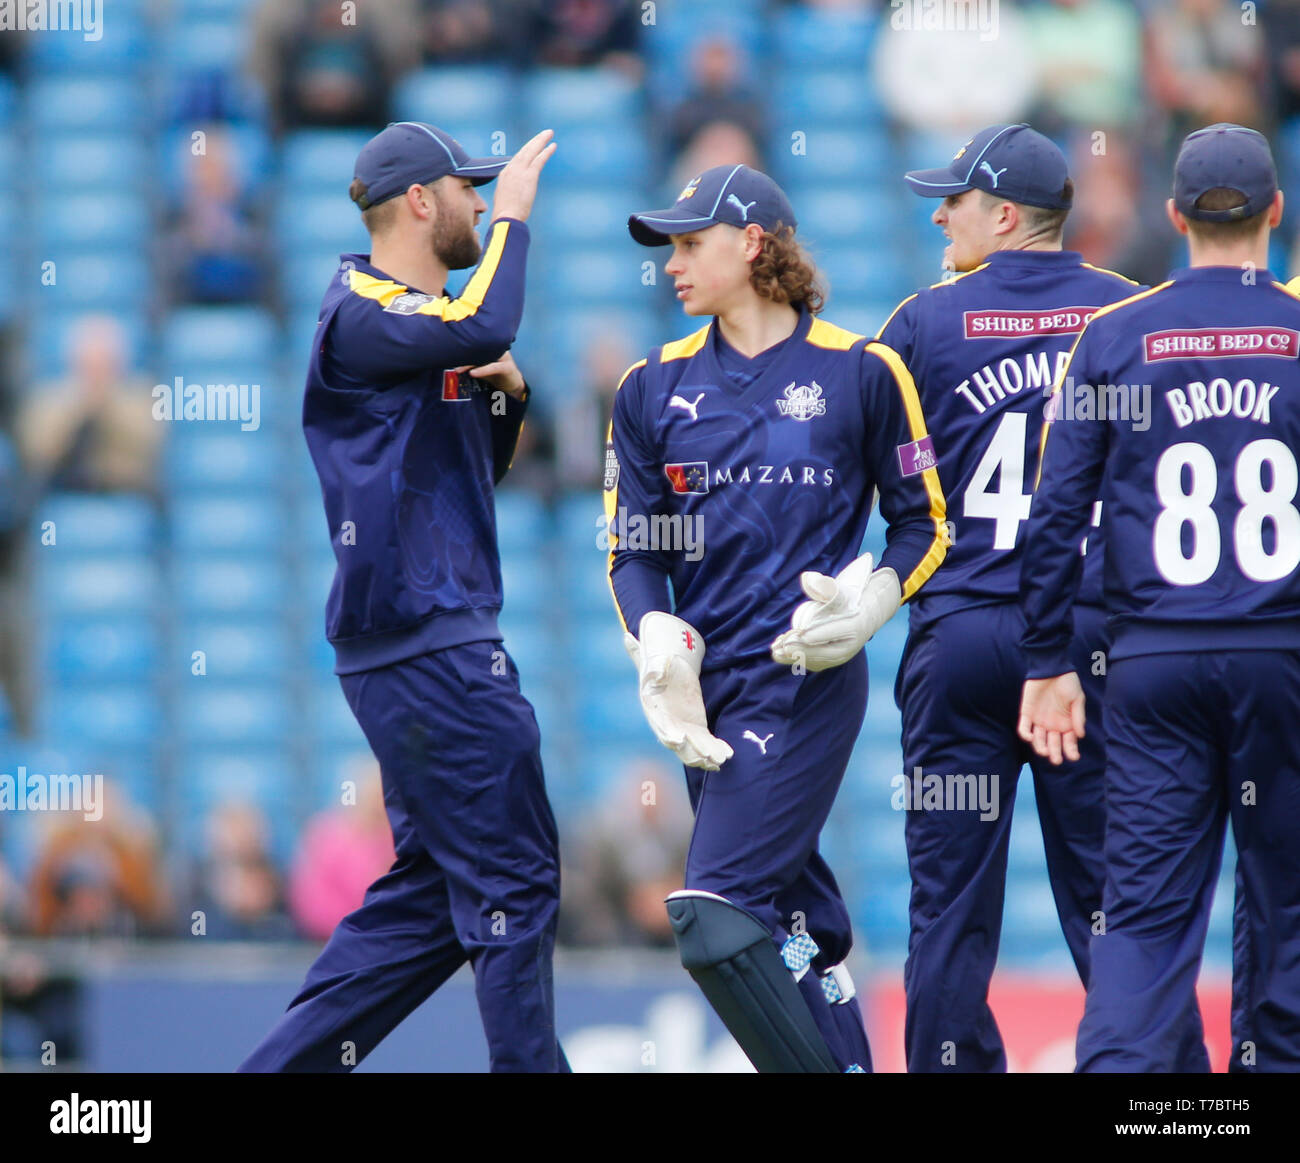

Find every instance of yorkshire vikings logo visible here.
[677,176,701,202]
[776,381,827,422]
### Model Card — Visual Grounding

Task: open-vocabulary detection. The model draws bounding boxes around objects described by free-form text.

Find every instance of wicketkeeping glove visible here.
[625,612,733,771]
[770,552,902,672]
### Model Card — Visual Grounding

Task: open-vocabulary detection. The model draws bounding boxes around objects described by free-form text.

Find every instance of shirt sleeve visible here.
[875,293,920,366]
[861,341,949,600]
[605,359,674,634]
[1020,324,1110,677]
[324,217,530,387]
[490,383,529,485]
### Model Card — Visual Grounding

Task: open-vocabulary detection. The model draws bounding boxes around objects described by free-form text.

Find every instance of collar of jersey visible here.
[339,253,445,297]
[982,248,1082,267]
[1168,264,1278,283]
[698,305,815,397]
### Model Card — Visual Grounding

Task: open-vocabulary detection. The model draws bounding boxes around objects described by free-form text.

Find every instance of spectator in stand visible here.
[162,127,271,307]
[17,316,160,504]
[663,36,766,168]
[248,0,420,135]
[190,801,294,941]
[558,759,692,948]
[418,0,514,64]
[288,758,395,941]
[554,331,635,491]
[668,119,764,200]
[1145,0,1265,151]
[27,781,170,938]
[520,0,642,79]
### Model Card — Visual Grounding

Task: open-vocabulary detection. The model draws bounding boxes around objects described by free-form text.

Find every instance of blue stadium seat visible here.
[172,556,290,617]
[29,252,151,314]
[576,675,641,738]
[158,122,273,204]
[30,133,151,191]
[181,620,292,682]
[771,5,878,68]
[159,17,247,73]
[275,192,370,252]
[37,558,160,617]
[391,67,515,130]
[171,496,287,552]
[771,68,881,126]
[42,686,161,748]
[818,249,911,306]
[46,618,160,682]
[285,250,347,303]
[769,126,893,185]
[494,489,549,548]
[307,683,369,750]
[531,184,644,240]
[24,77,145,130]
[163,427,282,492]
[161,306,277,366]
[23,22,150,73]
[38,494,158,553]
[175,684,293,747]
[0,74,14,126]
[537,243,648,306]
[571,617,631,679]
[177,747,298,859]
[521,68,640,127]
[0,129,17,184]
[35,192,150,251]
[543,123,647,182]
[280,130,377,188]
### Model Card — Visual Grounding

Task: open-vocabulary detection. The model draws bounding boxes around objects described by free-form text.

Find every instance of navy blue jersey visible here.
[877,251,1140,630]
[1021,266,1300,676]
[303,217,531,674]
[605,307,949,670]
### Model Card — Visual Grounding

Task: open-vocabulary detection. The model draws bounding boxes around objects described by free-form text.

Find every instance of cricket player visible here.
[1020,123,1300,1072]
[239,123,569,1072]
[608,163,948,1071]
[876,124,1142,1072]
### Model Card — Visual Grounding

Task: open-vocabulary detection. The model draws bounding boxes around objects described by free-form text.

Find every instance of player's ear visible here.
[742,222,765,262]
[1269,189,1284,229]
[406,182,434,222]
[1165,197,1188,236]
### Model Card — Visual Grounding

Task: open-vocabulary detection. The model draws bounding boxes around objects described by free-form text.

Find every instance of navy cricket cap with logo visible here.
[904,123,1072,210]
[1173,123,1277,222]
[628,164,797,246]
[351,121,506,211]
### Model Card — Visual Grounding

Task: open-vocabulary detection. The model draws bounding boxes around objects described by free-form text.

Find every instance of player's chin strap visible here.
[665,889,839,1073]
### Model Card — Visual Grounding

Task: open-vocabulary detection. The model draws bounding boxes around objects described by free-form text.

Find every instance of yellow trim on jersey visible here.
[347,219,512,321]
[1080,262,1140,286]
[1035,280,1174,484]
[806,317,865,351]
[863,341,949,602]
[604,358,650,633]
[875,293,917,340]
[1281,277,1300,299]
[928,262,988,291]
[660,324,711,362]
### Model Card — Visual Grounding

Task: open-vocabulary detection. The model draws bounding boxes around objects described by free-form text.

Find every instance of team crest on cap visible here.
[677,176,701,202]
[775,381,826,422]
[953,140,971,162]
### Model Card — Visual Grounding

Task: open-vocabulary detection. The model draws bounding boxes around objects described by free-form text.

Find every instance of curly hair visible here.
[748,223,826,315]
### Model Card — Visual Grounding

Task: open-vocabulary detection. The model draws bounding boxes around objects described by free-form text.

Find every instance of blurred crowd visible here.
[3,0,1300,975]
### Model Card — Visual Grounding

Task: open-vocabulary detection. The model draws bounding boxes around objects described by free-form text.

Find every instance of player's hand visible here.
[491,129,557,224]
[1017,673,1086,765]
[625,612,733,771]
[466,351,526,399]
[770,553,901,671]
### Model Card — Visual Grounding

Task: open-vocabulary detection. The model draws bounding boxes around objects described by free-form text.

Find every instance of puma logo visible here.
[727,194,758,221]
[743,730,774,755]
[979,161,1008,188]
[668,392,705,422]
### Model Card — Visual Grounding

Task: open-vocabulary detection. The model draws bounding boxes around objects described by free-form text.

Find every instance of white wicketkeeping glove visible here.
[624,612,733,771]
[770,552,902,672]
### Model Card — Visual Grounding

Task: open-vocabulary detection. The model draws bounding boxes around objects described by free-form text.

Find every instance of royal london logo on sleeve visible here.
[775,381,827,421]
[896,435,938,477]
[1143,326,1300,361]
[963,307,1097,338]
[384,290,435,315]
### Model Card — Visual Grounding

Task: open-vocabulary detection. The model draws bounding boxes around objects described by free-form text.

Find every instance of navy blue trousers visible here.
[898,602,1108,1072]
[1078,649,1300,1073]
[238,641,567,1073]
[687,654,873,1072]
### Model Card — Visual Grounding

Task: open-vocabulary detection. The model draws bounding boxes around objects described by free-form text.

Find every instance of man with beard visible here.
[238,123,568,1072]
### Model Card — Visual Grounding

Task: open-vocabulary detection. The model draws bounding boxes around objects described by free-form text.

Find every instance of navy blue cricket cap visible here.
[351,122,506,211]
[904,123,1072,211]
[1173,123,1277,222]
[628,164,797,246]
